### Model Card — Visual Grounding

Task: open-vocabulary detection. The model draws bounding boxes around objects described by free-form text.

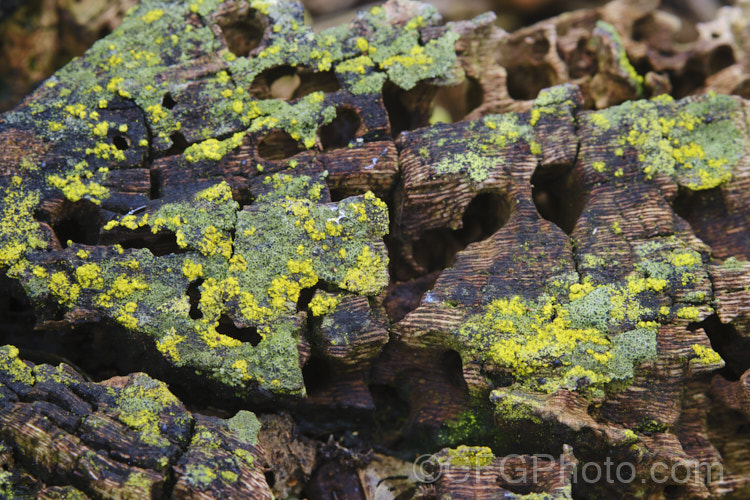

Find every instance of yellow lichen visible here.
[309,293,340,316]
[182,259,203,281]
[691,344,722,365]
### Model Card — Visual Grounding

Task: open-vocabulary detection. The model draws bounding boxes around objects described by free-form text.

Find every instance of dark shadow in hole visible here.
[505,62,554,100]
[383,271,441,323]
[217,6,266,57]
[186,279,204,320]
[413,190,511,273]
[369,383,411,448]
[297,286,317,312]
[0,274,36,341]
[250,66,340,101]
[672,53,705,99]
[264,470,276,489]
[663,484,688,500]
[162,92,176,109]
[531,163,586,235]
[294,70,341,99]
[431,75,483,123]
[164,132,189,156]
[708,45,735,75]
[120,232,185,256]
[483,369,516,389]
[382,80,438,138]
[36,200,102,248]
[249,65,298,100]
[318,107,360,150]
[562,38,598,80]
[673,186,748,260]
[697,314,749,381]
[99,227,184,256]
[4,318,151,383]
[215,314,262,346]
[441,350,467,390]
[257,130,301,160]
[329,188,360,202]
[113,135,129,150]
[302,355,332,396]
[150,168,161,200]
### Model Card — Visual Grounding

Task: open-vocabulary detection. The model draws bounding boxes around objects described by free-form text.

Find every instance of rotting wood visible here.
[1,0,750,498]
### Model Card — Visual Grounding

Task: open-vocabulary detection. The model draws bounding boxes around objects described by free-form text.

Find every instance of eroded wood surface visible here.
[1,0,750,498]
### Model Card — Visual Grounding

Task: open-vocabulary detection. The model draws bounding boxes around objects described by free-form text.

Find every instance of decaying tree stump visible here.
[1,0,750,498]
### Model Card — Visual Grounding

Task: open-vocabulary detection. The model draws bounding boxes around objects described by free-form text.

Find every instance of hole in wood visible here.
[697,314,746,381]
[0,274,36,341]
[295,70,341,99]
[383,271,441,323]
[161,92,176,109]
[531,164,586,235]
[673,186,748,260]
[100,228,186,257]
[663,484,689,499]
[149,168,161,199]
[264,470,276,489]
[673,54,705,98]
[413,190,511,273]
[297,286,317,312]
[369,383,411,440]
[215,314,262,346]
[382,80,438,138]
[250,65,299,100]
[257,130,301,160]
[112,135,129,150]
[302,355,332,396]
[217,6,266,57]
[250,66,341,101]
[441,349,467,389]
[39,200,102,248]
[505,62,555,100]
[708,44,735,75]
[164,131,189,156]
[186,279,204,320]
[318,107,361,150]
[430,75,483,123]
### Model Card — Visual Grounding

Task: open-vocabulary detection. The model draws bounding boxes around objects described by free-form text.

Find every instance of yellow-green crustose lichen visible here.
[451,234,720,396]
[431,84,579,183]
[593,21,644,96]
[11,179,389,397]
[1,0,465,219]
[586,92,744,190]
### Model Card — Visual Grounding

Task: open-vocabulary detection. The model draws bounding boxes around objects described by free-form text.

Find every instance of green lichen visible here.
[637,418,668,434]
[722,257,747,271]
[587,93,744,190]
[114,374,185,447]
[435,151,498,183]
[457,274,663,394]
[10,174,389,397]
[441,445,495,468]
[226,410,261,446]
[530,85,575,126]
[330,4,462,93]
[593,21,644,95]
[184,464,217,488]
